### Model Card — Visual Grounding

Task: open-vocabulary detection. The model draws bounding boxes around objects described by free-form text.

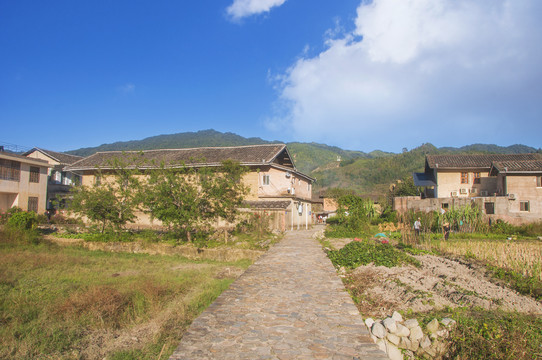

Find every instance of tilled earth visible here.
[330,239,542,318]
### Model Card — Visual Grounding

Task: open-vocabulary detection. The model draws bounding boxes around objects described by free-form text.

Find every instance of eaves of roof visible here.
[0,151,52,167]
[23,147,83,165]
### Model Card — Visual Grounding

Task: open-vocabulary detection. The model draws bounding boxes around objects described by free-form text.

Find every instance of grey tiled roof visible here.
[65,144,292,171]
[426,154,540,169]
[0,151,50,165]
[490,160,542,174]
[24,148,83,165]
[242,200,291,210]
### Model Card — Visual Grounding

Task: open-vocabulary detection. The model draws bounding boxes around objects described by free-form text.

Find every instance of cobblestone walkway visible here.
[169,227,389,360]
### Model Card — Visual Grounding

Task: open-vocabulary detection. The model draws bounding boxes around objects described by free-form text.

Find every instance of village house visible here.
[23,148,83,209]
[311,191,339,223]
[395,153,542,224]
[0,150,51,214]
[64,144,315,231]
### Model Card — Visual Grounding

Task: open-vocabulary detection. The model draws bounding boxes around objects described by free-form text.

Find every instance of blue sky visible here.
[1,0,541,153]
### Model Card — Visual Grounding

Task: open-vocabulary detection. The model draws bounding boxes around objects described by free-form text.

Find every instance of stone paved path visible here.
[169,227,389,360]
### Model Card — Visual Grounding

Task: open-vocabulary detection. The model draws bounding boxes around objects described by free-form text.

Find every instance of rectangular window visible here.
[0,159,21,181]
[95,175,101,186]
[484,202,495,215]
[461,172,469,184]
[54,171,62,183]
[520,201,530,212]
[29,166,40,183]
[473,172,481,184]
[537,176,542,187]
[28,197,38,213]
[262,174,270,185]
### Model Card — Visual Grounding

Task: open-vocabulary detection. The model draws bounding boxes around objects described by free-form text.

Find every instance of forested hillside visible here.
[67,130,540,196]
[286,142,372,174]
[68,129,278,157]
[312,144,439,195]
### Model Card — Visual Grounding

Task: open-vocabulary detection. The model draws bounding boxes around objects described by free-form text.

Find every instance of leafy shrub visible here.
[327,239,420,269]
[490,219,516,235]
[0,207,23,224]
[376,207,397,224]
[490,219,542,237]
[36,214,49,224]
[7,211,38,230]
[519,221,542,237]
[325,195,377,238]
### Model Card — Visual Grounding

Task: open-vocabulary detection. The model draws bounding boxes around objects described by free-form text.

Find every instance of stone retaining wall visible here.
[365,311,456,360]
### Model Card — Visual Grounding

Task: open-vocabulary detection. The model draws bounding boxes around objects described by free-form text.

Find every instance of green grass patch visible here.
[53,227,280,251]
[487,265,542,301]
[416,308,542,360]
[396,242,435,255]
[0,228,251,360]
[327,239,420,269]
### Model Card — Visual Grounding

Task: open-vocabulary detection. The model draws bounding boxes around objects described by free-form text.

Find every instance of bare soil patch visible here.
[348,254,542,318]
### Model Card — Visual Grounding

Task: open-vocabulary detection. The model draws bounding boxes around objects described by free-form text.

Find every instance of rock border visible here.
[365,311,456,360]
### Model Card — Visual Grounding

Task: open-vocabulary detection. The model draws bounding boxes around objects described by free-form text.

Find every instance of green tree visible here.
[335,194,376,232]
[142,160,248,242]
[387,176,419,205]
[69,155,142,233]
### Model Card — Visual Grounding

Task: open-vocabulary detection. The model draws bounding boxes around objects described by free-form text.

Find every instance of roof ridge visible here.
[92,144,286,155]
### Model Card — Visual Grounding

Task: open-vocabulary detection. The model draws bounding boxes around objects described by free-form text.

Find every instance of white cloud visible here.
[269,0,542,151]
[227,0,287,21]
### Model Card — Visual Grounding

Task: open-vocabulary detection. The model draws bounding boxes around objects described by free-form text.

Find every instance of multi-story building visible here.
[23,148,83,208]
[395,153,542,224]
[0,151,51,214]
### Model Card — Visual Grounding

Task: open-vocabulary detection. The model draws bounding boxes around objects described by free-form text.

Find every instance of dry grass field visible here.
[431,239,542,281]
[0,230,252,360]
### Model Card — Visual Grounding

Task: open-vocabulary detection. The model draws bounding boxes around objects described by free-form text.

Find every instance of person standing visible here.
[443,222,450,240]
[414,218,421,236]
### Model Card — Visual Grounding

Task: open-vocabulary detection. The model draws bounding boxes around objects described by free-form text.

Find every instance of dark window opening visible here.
[28,197,38,212]
[0,159,21,181]
[30,166,40,183]
[484,202,495,215]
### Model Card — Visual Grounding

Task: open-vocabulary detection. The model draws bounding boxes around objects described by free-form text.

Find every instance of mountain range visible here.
[67,129,541,196]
